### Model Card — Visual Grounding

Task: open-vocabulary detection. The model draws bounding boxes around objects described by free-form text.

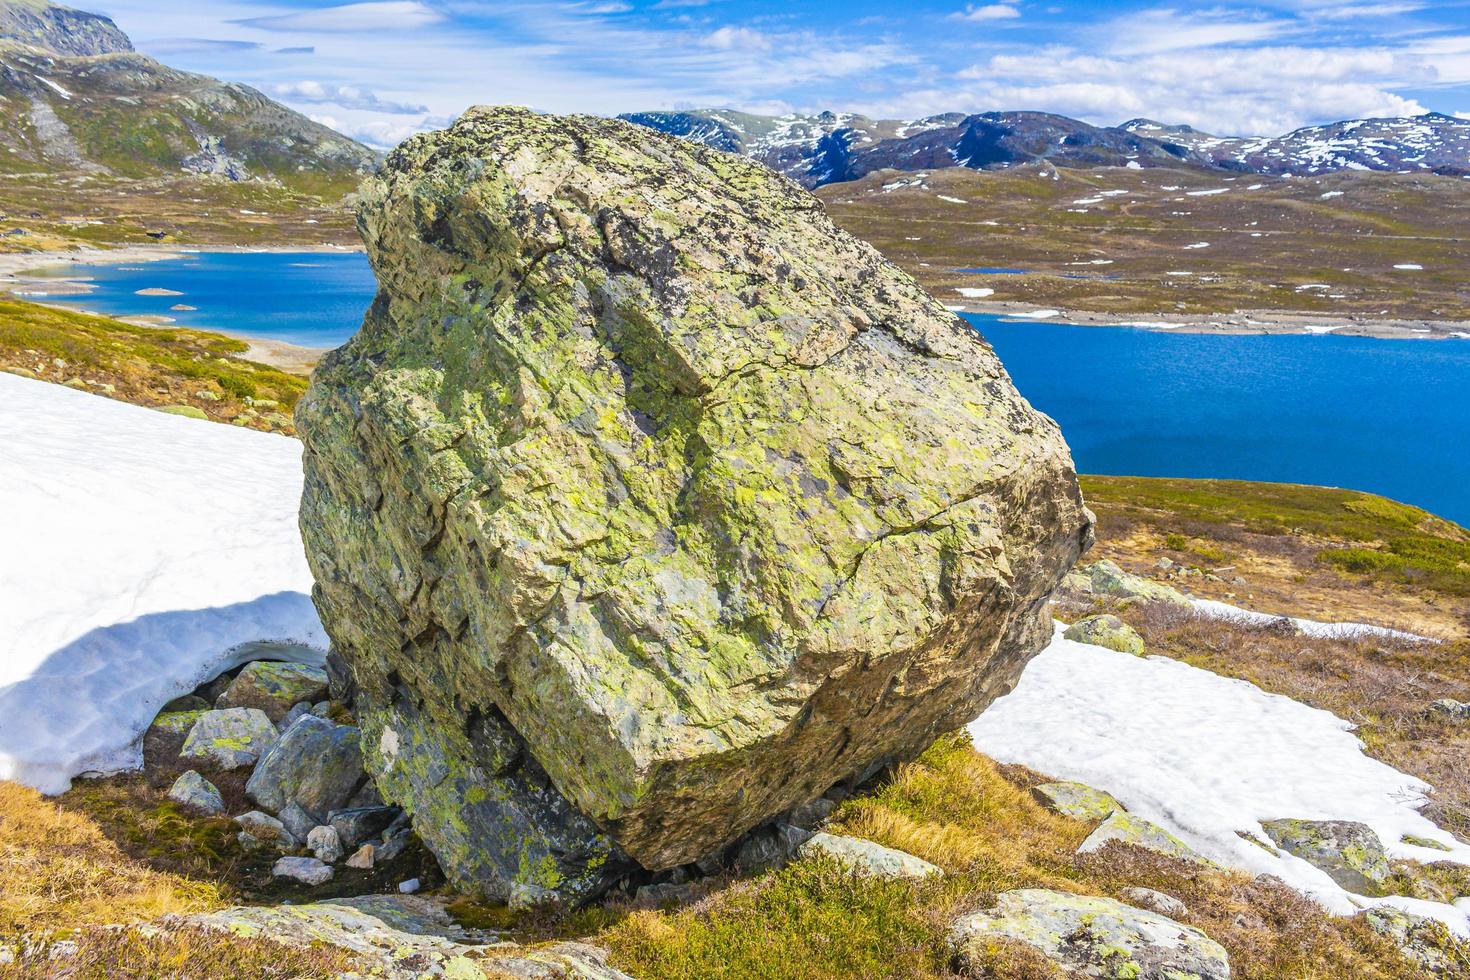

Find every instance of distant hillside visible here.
[623,108,1470,187]
[0,0,376,201]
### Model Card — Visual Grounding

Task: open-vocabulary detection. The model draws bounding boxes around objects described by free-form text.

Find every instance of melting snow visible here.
[971,625,1470,934]
[1183,242,1212,249]
[955,287,995,299]
[1187,188,1229,197]
[1394,264,1424,271]
[34,75,72,100]
[0,375,326,794]
[936,195,968,204]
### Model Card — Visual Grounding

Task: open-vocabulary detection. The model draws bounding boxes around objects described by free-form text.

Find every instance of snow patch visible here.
[955,287,995,299]
[0,376,326,794]
[936,194,968,204]
[970,625,1470,934]
[34,75,72,100]
[1394,263,1424,271]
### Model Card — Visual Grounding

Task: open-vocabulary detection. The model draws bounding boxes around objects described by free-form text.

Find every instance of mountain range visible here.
[621,108,1470,188]
[0,0,376,198]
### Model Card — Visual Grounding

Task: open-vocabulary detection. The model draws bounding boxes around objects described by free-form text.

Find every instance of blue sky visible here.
[89,0,1470,147]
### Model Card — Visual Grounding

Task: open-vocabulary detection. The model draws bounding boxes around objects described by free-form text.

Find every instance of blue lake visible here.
[27,250,376,348]
[25,250,1470,524]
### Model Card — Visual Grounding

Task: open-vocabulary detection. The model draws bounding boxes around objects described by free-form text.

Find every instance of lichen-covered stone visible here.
[1032,781,1123,821]
[166,770,224,815]
[1086,560,1192,608]
[950,889,1230,979]
[307,824,344,863]
[1428,698,1470,721]
[179,707,277,769]
[1063,614,1147,656]
[142,709,206,766]
[1079,811,1209,865]
[796,832,942,880]
[178,899,631,979]
[1360,907,1461,977]
[217,661,329,722]
[297,107,1091,899]
[245,714,365,820]
[1260,819,1391,895]
[1121,887,1189,920]
[298,109,1093,905]
[234,810,297,852]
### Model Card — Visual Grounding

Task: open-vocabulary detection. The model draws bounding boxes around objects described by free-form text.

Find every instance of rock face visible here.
[0,0,134,58]
[297,107,1091,900]
[950,889,1231,979]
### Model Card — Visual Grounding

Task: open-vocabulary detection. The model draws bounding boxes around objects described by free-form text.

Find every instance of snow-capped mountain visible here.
[624,108,1470,187]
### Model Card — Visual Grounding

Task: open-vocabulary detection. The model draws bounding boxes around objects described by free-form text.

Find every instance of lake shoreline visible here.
[0,245,350,373]
[952,299,1470,341]
[6,242,1469,346]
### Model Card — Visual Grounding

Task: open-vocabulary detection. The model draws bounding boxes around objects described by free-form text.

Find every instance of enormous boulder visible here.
[297,107,1092,901]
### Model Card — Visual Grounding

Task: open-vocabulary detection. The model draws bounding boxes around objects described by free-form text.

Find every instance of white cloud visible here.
[1104,9,1296,56]
[310,113,452,149]
[269,81,428,114]
[237,1,443,33]
[952,3,1020,21]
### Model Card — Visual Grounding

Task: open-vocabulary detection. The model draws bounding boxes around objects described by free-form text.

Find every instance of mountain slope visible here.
[0,0,129,57]
[0,0,376,204]
[626,107,1470,187]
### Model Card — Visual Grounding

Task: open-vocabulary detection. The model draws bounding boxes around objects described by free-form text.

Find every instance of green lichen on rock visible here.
[1079,812,1210,865]
[297,107,1092,897]
[949,889,1230,979]
[1063,615,1147,656]
[1086,560,1192,608]
[217,660,329,722]
[179,707,277,769]
[1032,781,1124,821]
[1260,819,1391,895]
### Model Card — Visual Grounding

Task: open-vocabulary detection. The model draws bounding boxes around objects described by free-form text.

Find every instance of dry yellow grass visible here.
[0,781,222,933]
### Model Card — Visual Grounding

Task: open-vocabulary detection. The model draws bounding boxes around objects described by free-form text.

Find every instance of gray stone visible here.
[1120,887,1189,920]
[328,805,401,849]
[736,823,814,874]
[233,810,296,851]
[166,770,224,815]
[1079,811,1209,864]
[217,661,329,723]
[307,825,344,864]
[179,901,630,979]
[1032,781,1123,821]
[949,889,1230,979]
[1428,698,1470,721]
[1260,819,1391,895]
[180,708,278,769]
[1086,560,1193,608]
[296,107,1093,903]
[277,800,317,843]
[245,715,365,819]
[1360,906,1460,977]
[796,832,942,880]
[272,856,334,886]
[374,832,411,863]
[1063,614,1147,656]
[278,702,313,731]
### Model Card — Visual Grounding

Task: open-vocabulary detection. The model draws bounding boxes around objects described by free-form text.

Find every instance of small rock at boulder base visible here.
[398,878,420,894]
[1032,781,1124,821]
[277,800,317,842]
[1086,560,1193,608]
[345,843,375,869]
[1428,698,1470,721]
[1360,906,1461,976]
[736,823,815,874]
[272,856,334,886]
[180,902,632,980]
[234,811,297,851]
[297,106,1092,904]
[950,889,1230,979]
[166,770,224,815]
[245,714,365,819]
[307,824,345,864]
[329,805,401,849]
[1079,811,1210,865]
[796,832,943,880]
[179,707,277,769]
[1260,818,1391,894]
[1063,614,1147,656]
[1121,886,1189,920]
[217,661,329,722]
